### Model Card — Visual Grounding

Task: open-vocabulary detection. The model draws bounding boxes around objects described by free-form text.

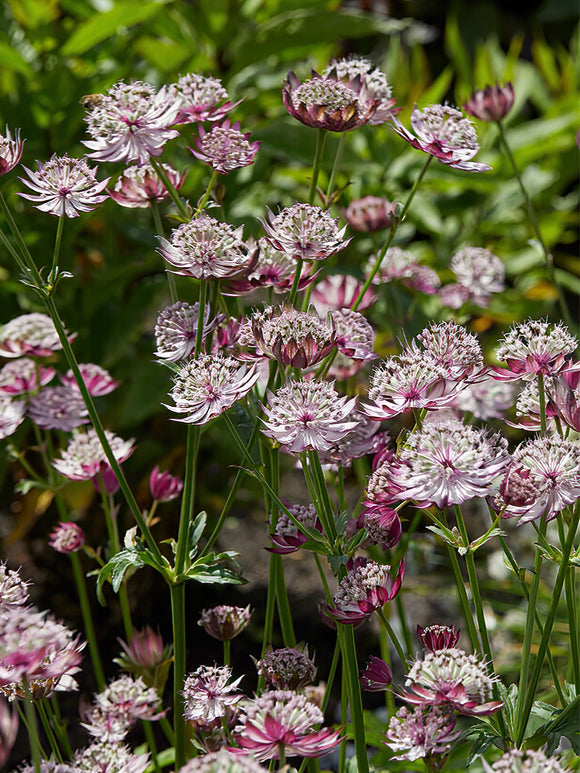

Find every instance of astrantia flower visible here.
[324,56,397,125]
[322,557,404,624]
[439,283,471,309]
[191,120,260,174]
[115,628,173,693]
[343,195,397,232]
[481,747,570,773]
[283,69,380,132]
[60,363,120,397]
[83,80,179,164]
[450,377,515,420]
[402,647,503,716]
[0,563,29,609]
[52,428,134,481]
[159,215,256,280]
[27,386,89,431]
[181,750,265,773]
[0,358,55,396]
[464,83,515,123]
[546,370,580,432]
[320,412,387,469]
[250,305,336,368]
[384,705,461,762]
[409,321,484,381]
[74,741,150,773]
[49,522,85,554]
[357,502,402,550]
[417,624,460,652]
[0,697,18,768]
[329,308,376,374]
[17,762,79,773]
[149,466,183,502]
[390,104,491,172]
[450,247,505,306]
[183,665,243,725]
[109,163,185,208]
[261,203,349,262]
[0,396,26,440]
[198,605,252,641]
[310,273,376,312]
[386,417,508,508]
[493,319,578,381]
[232,689,342,762]
[360,656,392,691]
[154,302,219,362]
[498,436,580,524]
[166,354,259,425]
[19,155,109,217]
[82,675,162,742]
[261,379,359,454]
[169,73,239,124]
[364,247,441,294]
[269,503,320,554]
[255,646,317,689]
[0,127,23,177]
[0,313,62,358]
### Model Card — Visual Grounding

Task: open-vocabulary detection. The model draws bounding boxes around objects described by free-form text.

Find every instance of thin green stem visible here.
[223,639,231,667]
[151,201,177,302]
[36,700,63,762]
[45,698,72,759]
[273,555,296,647]
[143,720,161,773]
[338,625,369,773]
[149,157,190,221]
[306,450,336,540]
[23,685,42,773]
[287,257,304,309]
[170,583,187,770]
[324,133,346,209]
[194,169,220,218]
[0,190,40,276]
[175,424,200,577]
[377,608,408,666]
[558,516,580,691]
[70,551,106,691]
[308,128,328,205]
[49,215,65,285]
[445,543,480,651]
[538,374,547,436]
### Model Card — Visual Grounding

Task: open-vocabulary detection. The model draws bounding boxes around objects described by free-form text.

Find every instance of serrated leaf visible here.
[327,554,348,574]
[97,549,145,604]
[529,696,580,755]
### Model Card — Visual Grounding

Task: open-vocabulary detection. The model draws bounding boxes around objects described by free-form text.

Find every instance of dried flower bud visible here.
[198,605,251,641]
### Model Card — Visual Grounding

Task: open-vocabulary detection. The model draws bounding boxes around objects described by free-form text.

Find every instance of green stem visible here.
[324,133,346,209]
[194,169,220,218]
[70,551,106,691]
[305,450,336,540]
[338,625,369,773]
[44,698,72,759]
[445,543,480,651]
[23,685,42,773]
[377,608,408,666]
[151,201,177,303]
[223,639,231,667]
[516,504,580,744]
[496,120,571,326]
[170,583,187,770]
[143,720,161,773]
[36,700,63,762]
[175,424,200,577]
[538,374,547,436]
[557,516,580,692]
[273,555,296,647]
[49,215,65,286]
[308,128,328,205]
[149,157,190,221]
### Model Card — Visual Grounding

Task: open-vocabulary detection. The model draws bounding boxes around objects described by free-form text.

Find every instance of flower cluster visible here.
[322,557,404,624]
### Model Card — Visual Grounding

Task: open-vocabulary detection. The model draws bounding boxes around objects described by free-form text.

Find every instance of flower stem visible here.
[70,550,106,691]
[445,543,480,651]
[223,639,231,667]
[170,582,187,770]
[49,214,65,285]
[377,608,408,666]
[23,684,42,773]
[496,120,571,326]
[149,157,190,221]
[557,515,580,692]
[36,700,63,762]
[324,133,345,209]
[274,554,296,647]
[151,201,178,303]
[338,624,369,773]
[194,169,220,218]
[175,424,200,577]
[309,128,328,205]
[143,719,161,773]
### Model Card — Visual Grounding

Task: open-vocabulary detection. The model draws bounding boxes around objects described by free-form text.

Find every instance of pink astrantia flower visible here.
[464,83,515,123]
[310,273,377,312]
[109,163,185,208]
[343,196,398,232]
[324,56,397,125]
[360,656,392,691]
[365,247,441,295]
[357,502,402,550]
[261,203,349,262]
[0,397,26,440]
[546,370,580,432]
[417,624,460,652]
[154,302,220,362]
[198,605,252,642]
[19,154,109,217]
[180,750,265,772]
[166,354,259,425]
[439,282,471,309]
[390,104,491,172]
[401,647,503,716]
[74,741,150,773]
[27,386,89,432]
[386,417,508,508]
[149,466,184,502]
[261,379,359,454]
[0,127,23,177]
[384,705,461,762]
[255,646,317,690]
[183,665,243,725]
[481,748,569,773]
[327,308,376,379]
[409,321,485,382]
[0,313,62,359]
[450,377,515,421]
[0,358,55,396]
[0,563,30,609]
[49,522,85,554]
[492,319,578,381]
[269,503,321,554]
[191,120,260,174]
[82,675,162,742]
[282,69,381,133]
[497,436,580,524]
[116,627,173,693]
[169,73,240,124]
[60,363,120,397]
[83,81,180,164]
[0,697,18,769]
[52,428,134,481]
[231,689,342,762]
[249,305,336,368]
[450,247,505,307]
[319,412,388,470]
[322,557,404,625]
[159,215,257,280]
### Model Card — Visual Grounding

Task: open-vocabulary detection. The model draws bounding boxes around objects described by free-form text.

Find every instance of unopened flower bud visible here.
[150,466,184,502]
[417,624,460,651]
[360,655,392,691]
[198,604,251,641]
[464,83,515,122]
[49,522,85,554]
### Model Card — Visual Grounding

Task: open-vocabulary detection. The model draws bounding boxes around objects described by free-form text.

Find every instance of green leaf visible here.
[0,42,34,76]
[529,695,580,754]
[97,549,145,604]
[61,1,167,56]
[188,511,207,556]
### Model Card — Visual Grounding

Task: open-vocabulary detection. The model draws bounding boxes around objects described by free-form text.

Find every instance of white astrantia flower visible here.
[261,203,350,262]
[0,313,62,358]
[481,747,571,773]
[0,396,26,440]
[384,705,461,761]
[52,428,134,481]
[182,665,243,724]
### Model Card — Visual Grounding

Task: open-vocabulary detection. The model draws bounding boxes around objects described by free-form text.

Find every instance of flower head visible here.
[0,357,55,396]
[198,605,252,641]
[450,377,515,420]
[357,502,402,549]
[261,203,349,262]
[439,283,471,309]
[269,503,320,554]
[482,748,570,773]
[0,313,62,358]
[328,308,376,378]
[231,689,341,761]
[74,741,150,773]
[60,363,120,397]
[149,466,183,502]
[115,627,173,692]
[183,665,243,726]
[169,73,239,124]
[365,247,441,294]
[410,321,484,381]
[159,216,256,280]
[390,104,491,171]
[402,647,503,716]
[19,154,109,217]
[49,522,85,554]
[322,557,404,624]
[109,163,185,208]
[324,56,397,124]
[450,247,505,306]
[191,120,260,174]
[180,750,266,772]
[166,354,259,425]
[417,624,460,652]
[464,83,515,122]
[82,675,162,742]
[0,562,30,609]
[360,656,392,691]
[83,80,180,164]
[52,428,134,481]
[384,705,461,762]
[493,319,578,381]
[27,386,89,431]
[310,273,376,312]
[250,305,336,368]
[261,379,359,454]
[255,646,317,690]
[154,302,219,361]
[0,127,23,177]
[343,195,398,232]
[0,396,26,440]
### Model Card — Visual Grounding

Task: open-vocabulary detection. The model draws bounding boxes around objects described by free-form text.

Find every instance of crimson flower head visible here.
[109,163,185,208]
[322,557,404,625]
[255,646,317,690]
[493,319,578,381]
[269,503,320,554]
[191,120,260,174]
[49,522,85,554]
[198,605,252,641]
[283,69,380,132]
[417,624,460,652]
[390,104,491,172]
[0,358,55,396]
[360,656,392,691]
[19,154,109,217]
[261,203,349,262]
[149,466,184,502]
[464,82,515,122]
[0,127,23,177]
